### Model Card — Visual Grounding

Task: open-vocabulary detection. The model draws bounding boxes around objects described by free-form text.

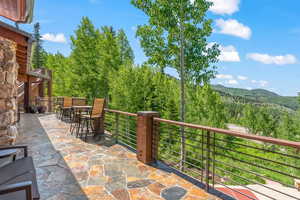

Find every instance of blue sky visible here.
[2,0,299,96]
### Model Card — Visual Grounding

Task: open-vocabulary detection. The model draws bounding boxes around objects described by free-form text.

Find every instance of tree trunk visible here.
[179,1,186,172]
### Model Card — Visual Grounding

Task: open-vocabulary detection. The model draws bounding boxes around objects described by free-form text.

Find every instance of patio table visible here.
[72,106,104,138]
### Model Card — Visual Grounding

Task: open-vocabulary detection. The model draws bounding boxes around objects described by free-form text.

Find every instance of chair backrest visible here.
[91,98,105,117]
[72,98,87,106]
[63,97,72,108]
[55,97,64,106]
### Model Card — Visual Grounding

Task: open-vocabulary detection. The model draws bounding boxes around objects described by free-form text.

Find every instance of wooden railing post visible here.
[115,112,119,143]
[136,111,159,164]
[47,70,52,112]
[24,77,31,113]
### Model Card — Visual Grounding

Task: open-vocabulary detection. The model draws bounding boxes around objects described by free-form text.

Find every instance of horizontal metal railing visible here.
[101,108,300,199]
[153,117,300,200]
[104,109,137,150]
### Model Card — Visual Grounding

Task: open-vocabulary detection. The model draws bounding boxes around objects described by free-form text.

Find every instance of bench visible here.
[0,145,40,200]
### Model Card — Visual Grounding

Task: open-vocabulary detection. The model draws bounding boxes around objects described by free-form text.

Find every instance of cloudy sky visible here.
[2,0,299,96]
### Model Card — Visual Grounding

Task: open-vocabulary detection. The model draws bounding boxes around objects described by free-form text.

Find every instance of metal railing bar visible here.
[157,140,211,155]
[159,125,300,160]
[214,137,300,160]
[213,158,295,189]
[158,152,181,163]
[215,151,300,180]
[118,127,137,136]
[116,117,137,124]
[117,134,137,143]
[154,117,300,149]
[159,147,206,171]
[213,143,300,170]
[118,138,137,148]
[118,139,137,149]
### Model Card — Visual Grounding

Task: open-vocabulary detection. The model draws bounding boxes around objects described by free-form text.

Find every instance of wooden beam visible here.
[16,48,28,55]
[24,77,31,113]
[0,26,28,46]
[16,54,27,60]
[48,71,53,112]
[18,73,28,82]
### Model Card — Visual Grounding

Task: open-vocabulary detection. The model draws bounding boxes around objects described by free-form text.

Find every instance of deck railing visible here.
[104,109,138,150]
[103,109,300,200]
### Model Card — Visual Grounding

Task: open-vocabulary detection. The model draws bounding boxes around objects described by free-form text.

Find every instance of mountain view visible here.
[213,84,299,111]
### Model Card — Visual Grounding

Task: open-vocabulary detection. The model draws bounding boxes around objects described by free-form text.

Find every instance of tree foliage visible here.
[31,22,47,68]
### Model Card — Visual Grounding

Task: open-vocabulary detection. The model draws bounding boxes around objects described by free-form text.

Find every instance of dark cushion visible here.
[0,190,28,200]
[0,157,39,199]
[0,157,35,185]
[1,172,40,200]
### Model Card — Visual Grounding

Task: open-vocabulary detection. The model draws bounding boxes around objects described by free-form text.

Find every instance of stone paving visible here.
[16,114,218,200]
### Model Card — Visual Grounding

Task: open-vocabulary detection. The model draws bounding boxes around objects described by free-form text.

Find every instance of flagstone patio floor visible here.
[16,114,218,200]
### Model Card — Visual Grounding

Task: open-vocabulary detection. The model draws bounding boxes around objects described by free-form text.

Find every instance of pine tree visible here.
[117,29,134,65]
[70,17,103,101]
[32,22,46,68]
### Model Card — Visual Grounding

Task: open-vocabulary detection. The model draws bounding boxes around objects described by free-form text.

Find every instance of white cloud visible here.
[237,75,248,80]
[219,45,240,62]
[251,79,269,87]
[246,87,252,90]
[227,79,239,85]
[207,0,240,15]
[42,33,67,43]
[259,80,268,87]
[216,74,233,79]
[215,19,252,40]
[246,53,297,65]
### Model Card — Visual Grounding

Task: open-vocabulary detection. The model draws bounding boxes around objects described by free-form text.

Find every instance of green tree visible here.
[258,107,280,138]
[32,22,46,68]
[117,29,134,65]
[242,104,261,134]
[131,0,220,170]
[96,26,123,99]
[70,17,103,101]
[45,53,74,96]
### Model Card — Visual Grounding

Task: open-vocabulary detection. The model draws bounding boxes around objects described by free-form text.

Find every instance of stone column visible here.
[0,37,19,145]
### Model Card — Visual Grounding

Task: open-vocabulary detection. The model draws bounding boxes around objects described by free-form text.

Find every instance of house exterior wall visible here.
[0,36,19,145]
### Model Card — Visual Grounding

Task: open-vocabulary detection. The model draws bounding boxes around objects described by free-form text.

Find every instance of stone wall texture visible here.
[0,36,19,145]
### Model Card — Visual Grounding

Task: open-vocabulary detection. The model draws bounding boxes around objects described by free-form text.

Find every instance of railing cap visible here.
[137,111,159,116]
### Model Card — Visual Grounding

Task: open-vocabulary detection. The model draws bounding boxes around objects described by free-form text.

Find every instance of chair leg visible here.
[85,119,89,142]
[76,118,81,138]
[69,112,75,134]
[70,118,75,135]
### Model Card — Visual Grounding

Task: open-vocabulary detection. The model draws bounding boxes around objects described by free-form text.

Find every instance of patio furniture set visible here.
[55,97,106,141]
[0,96,106,200]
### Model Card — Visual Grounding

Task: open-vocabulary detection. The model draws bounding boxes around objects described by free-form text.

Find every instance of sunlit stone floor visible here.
[16,114,218,200]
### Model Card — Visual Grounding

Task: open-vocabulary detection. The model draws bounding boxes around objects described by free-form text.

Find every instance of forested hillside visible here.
[213,84,299,110]
[40,16,300,143]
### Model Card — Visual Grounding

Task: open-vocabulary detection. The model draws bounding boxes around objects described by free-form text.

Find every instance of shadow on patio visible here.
[16,114,218,200]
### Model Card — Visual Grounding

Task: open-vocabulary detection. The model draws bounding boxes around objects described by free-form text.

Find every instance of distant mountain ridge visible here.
[212,84,299,110]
